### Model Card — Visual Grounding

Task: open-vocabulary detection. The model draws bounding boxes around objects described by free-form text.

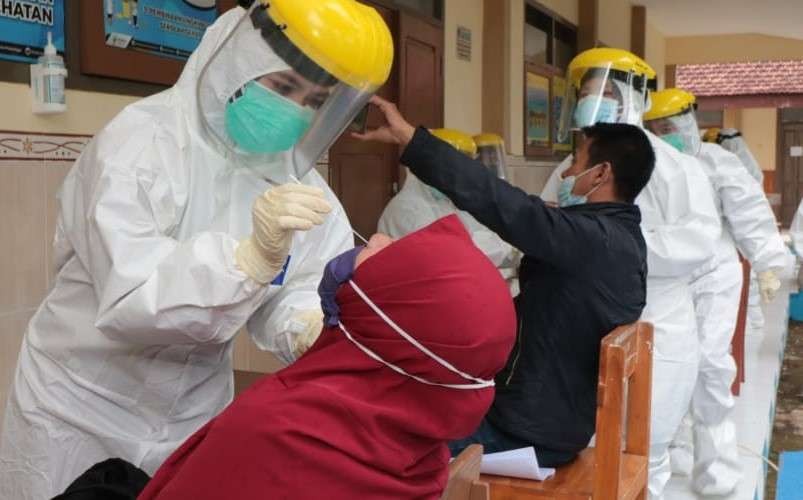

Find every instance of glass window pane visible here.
[553,22,576,70]
[525,5,552,64]
[525,24,549,64]
[781,108,803,123]
[393,0,442,20]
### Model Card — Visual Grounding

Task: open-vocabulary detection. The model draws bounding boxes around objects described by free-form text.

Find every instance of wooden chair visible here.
[481,322,654,500]
[441,445,490,500]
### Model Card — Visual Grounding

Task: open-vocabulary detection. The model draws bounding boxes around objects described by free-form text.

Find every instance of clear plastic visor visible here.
[477,144,508,180]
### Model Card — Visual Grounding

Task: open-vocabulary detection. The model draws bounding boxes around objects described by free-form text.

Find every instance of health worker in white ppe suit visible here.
[708,127,771,334]
[377,128,517,279]
[0,1,393,498]
[540,48,721,500]
[644,89,788,496]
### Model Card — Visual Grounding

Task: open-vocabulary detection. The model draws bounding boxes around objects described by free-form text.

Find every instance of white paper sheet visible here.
[480,447,556,481]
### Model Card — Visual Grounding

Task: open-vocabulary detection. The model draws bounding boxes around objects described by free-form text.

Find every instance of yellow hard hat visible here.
[567,47,656,89]
[703,127,721,143]
[473,133,505,148]
[431,128,478,157]
[643,88,696,121]
[262,0,393,89]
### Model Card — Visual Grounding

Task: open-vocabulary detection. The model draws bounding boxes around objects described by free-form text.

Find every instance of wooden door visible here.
[329,5,444,238]
[328,3,400,239]
[778,122,803,226]
[396,11,444,186]
[398,12,444,130]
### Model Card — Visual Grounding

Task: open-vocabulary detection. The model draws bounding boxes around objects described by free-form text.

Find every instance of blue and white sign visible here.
[103,0,218,60]
[0,0,65,63]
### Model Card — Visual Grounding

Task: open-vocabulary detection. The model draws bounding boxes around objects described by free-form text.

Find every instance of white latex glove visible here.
[236,184,332,284]
[758,269,781,303]
[291,308,324,359]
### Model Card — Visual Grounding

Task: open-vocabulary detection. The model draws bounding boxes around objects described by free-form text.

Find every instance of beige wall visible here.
[726,108,778,172]
[644,20,666,88]
[0,82,140,421]
[507,0,526,156]
[443,0,484,133]
[666,33,803,65]
[598,0,631,49]
[0,82,139,135]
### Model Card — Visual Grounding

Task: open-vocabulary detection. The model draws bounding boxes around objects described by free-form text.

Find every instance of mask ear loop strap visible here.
[347,280,494,387]
[337,322,494,390]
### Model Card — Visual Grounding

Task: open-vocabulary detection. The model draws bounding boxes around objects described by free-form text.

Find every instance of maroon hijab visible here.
[139,215,516,499]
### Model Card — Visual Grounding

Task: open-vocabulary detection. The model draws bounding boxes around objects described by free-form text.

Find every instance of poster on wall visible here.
[551,76,572,152]
[526,71,550,147]
[0,0,65,63]
[103,0,218,60]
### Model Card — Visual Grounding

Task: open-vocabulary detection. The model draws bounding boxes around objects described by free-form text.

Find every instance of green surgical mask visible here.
[225,80,314,154]
[662,133,686,153]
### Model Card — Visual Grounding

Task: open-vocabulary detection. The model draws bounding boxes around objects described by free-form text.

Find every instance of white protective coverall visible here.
[792,200,803,257]
[719,129,768,333]
[0,8,352,499]
[378,172,518,279]
[542,131,721,499]
[672,142,789,495]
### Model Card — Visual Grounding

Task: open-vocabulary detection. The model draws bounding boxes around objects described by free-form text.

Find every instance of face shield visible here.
[645,108,702,156]
[196,1,393,177]
[558,65,651,142]
[473,134,508,180]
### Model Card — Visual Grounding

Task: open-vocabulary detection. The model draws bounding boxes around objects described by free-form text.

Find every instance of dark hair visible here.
[581,123,655,203]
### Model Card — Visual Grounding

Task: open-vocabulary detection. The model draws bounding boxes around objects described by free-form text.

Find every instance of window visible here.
[523,2,577,158]
[392,0,443,20]
[781,108,803,123]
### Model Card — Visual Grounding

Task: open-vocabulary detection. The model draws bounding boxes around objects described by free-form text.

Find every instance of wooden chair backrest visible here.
[441,445,490,500]
[593,322,654,499]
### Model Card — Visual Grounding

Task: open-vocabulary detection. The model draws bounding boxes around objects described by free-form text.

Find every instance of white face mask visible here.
[338,280,495,390]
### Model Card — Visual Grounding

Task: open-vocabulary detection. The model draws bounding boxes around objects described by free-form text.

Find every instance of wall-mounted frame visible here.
[79,0,238,86]
[525,68,551,155]
[524,62,571,158]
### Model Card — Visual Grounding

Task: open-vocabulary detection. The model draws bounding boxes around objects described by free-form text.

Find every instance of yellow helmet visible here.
[703,127,722,143]
[643,88,697,122]
[260,0,393,89]
[431,128,478,157]
[472,133,505,148]
[567,47,656,89]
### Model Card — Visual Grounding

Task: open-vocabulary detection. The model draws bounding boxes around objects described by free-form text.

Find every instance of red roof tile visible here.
[675,60,803,96]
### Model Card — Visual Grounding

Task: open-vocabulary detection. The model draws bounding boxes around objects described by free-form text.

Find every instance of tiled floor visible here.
[665,280,791,500]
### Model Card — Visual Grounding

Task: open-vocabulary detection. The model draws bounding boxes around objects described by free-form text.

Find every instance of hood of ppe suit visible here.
[174,7,292,169]
[718,128,763,180]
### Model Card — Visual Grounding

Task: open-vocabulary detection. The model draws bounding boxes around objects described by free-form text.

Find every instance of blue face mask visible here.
[573,96,619,127]
[557,164,602,208]
[225,80,314,154]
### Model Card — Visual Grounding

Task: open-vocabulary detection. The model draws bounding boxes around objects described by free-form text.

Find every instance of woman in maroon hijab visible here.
[138,215,516,500]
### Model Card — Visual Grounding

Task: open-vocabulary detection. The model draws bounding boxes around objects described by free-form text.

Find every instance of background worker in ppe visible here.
[136,216,515,500]
[540,48,721,499]
[377,129,517,282]
[644,89,789,496]
[0,1,393,498]
[356,95,652,467]
[705,127,771,335]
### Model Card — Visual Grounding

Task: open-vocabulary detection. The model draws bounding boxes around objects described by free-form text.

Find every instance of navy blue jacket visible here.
[401,128,647,453]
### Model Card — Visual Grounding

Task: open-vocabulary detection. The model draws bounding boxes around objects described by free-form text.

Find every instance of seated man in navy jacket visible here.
[355,96,654,467]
